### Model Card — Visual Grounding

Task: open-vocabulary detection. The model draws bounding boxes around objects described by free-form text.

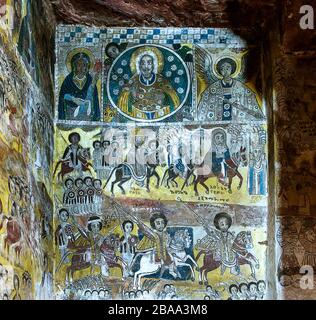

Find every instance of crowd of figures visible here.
[62,176,103,215]
[226,280,266,300]
[62,287,112,301]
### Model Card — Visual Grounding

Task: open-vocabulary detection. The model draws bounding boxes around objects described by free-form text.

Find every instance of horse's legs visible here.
[194,178,199,196]
[129,253,141,275]
[153,170,160,188]
[235,170,243,190]
[133,270,142,290]
[166,175,172,188]
[186,255,199,270]
[204,269,211,285]
[200,179,209,194]
[176,261,195,281]
[198,266,205,284]
[181,171,192,191]
[201,268,207,284]
[172,177,178,188]
[111,180,117,196]
[247,261,257,280]
[159,265,166,278]
[146,171,150,192]
[118,177,131,195]
[228,175,233,194]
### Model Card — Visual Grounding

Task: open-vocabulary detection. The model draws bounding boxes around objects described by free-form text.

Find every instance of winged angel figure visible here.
[195,46,265,122]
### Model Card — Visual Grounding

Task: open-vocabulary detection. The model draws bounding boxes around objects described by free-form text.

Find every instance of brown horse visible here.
[65,234,125,283]
[196,231,259,285]
[183,146,247,196]
[53,148,93,181]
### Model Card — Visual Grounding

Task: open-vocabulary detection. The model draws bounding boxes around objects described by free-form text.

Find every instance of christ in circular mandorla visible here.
[117,47,180,121]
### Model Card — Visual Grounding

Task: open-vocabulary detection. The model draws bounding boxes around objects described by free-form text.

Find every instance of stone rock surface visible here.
[50,0,315,53]
[50,0,278,28]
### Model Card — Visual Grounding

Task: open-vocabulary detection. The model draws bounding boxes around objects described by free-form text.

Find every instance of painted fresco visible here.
[0,0,55,300]
[53,124,267,206]
[53,26,269,300]
[56,47,102,122]
[56,28,266,125]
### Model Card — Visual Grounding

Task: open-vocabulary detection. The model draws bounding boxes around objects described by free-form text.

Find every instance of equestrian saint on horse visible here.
[182,146,248,196]
[53,148,93,181]
[196,231,259,285]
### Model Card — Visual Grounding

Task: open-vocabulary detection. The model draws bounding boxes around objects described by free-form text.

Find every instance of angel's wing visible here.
[195,45,218,85]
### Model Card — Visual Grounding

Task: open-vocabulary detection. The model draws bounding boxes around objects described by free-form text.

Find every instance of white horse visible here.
[167,229,199,281]
[130,230,198,289]
[130,249,165,290]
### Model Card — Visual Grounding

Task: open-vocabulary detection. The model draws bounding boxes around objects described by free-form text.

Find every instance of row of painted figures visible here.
[54,131,267,196]
[55,206,260,291]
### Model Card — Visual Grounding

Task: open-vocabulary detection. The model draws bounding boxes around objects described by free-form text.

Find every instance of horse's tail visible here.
[53,161,62,178]
[160,168,169,186]
[124,163,146,182]
[104,166,118,188]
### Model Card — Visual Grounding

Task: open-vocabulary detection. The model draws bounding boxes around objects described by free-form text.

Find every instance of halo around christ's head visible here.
[130,46,164,74]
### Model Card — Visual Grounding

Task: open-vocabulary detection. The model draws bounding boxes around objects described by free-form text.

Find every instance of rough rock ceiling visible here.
[49,0,279,28]
[49,0,315,53]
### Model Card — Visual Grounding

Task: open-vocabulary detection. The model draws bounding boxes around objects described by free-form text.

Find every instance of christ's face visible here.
[140,55,154,79]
